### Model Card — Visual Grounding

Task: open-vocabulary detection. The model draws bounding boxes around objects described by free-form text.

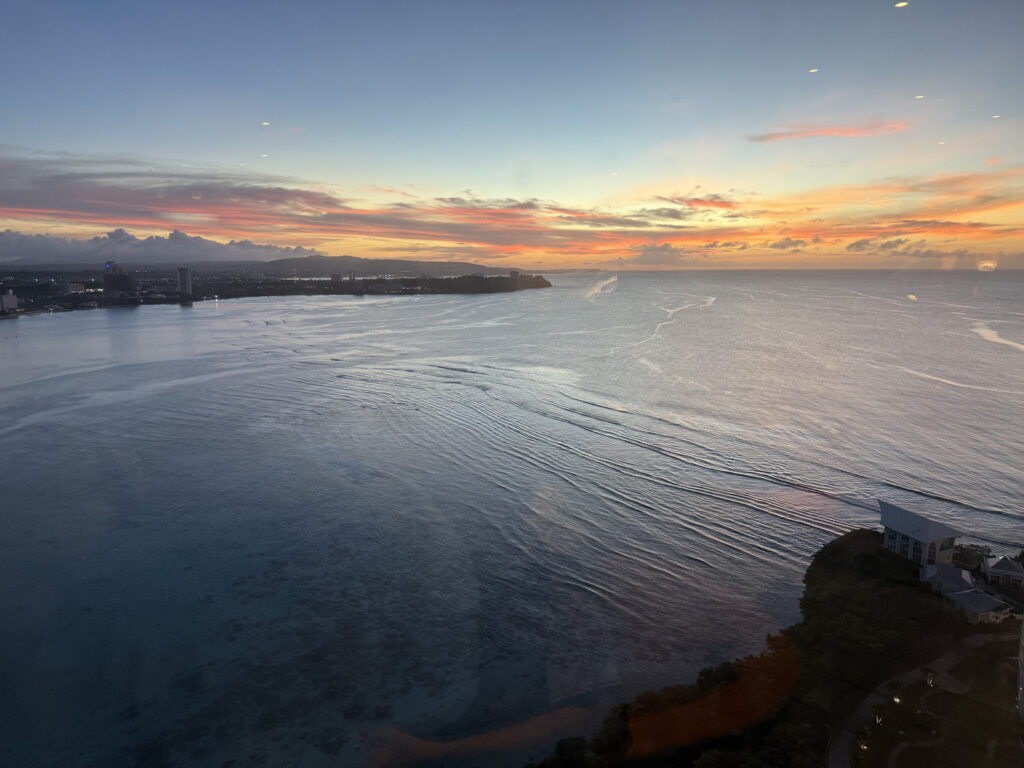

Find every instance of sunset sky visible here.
[1,0,1021,269]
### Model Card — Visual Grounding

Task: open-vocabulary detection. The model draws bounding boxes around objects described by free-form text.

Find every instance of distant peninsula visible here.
[0,255,551,314]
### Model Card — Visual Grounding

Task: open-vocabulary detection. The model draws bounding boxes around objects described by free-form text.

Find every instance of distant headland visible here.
[0,255,551,315]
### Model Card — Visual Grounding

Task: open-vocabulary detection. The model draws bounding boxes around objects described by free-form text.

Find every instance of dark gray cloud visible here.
[625,242,705,266]
[433,197,541,210]
[0,150,348,231]
[0,148,756,263]
[0,228,322,265]
[656,193,737,210]
[847,236,916,253]
[898,246,969,260]
[641,207,692,220]
[769,237,807,249]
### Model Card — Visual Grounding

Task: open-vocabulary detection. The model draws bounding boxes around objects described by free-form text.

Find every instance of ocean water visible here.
[1,270,1021,766]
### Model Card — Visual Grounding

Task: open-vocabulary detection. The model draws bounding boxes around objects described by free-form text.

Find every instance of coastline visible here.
[524,530,1023,768]
[0,273,552,318]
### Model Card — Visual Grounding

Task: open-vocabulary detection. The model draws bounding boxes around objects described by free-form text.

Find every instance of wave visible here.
[584,275,618,300]
[970,322,1024,352]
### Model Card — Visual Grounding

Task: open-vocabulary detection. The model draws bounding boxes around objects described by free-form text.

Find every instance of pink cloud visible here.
[749,120,909,142]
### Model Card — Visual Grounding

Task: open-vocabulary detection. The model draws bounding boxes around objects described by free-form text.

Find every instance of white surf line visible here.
[837,288,914,308]
[658,295,716,317]
[898,366,1023,395]
[658,302,698,317]
[970,321,1024,352]
[595,296,715,358]
[584,275,618,300]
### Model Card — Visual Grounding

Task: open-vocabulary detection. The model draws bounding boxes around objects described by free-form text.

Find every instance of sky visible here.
[1,0,1021,269]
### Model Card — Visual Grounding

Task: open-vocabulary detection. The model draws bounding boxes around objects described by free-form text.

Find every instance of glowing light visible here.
[938,141,946,145]
[260,153,270,158]
[915,95,924,99]
[895,2,908,7]
[992,115,1001,118]
[907,295,917,301]
[261,121,270,126]
[808,68,819,73]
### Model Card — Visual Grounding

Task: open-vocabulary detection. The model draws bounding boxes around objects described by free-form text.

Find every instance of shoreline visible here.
[524,530,1023,768]
[0,273,552,318]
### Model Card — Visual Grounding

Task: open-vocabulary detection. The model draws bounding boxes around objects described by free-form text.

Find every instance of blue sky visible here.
[1,0,1021,267]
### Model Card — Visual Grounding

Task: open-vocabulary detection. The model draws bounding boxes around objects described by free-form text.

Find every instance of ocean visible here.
[1,270,1021,766]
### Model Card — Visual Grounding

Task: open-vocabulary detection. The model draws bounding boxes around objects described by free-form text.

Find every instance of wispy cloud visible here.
[656,193,738,210]
[0,149,1020,268]
[749,120,909,142]
[0,228,322,265]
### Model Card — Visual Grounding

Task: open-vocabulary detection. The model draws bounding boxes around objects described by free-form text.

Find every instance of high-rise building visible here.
[177,267,193,298]
[102,261,136,296]
[0,289,17,313]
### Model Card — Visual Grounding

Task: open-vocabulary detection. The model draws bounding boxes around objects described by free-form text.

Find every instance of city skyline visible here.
[1,0,1021,269]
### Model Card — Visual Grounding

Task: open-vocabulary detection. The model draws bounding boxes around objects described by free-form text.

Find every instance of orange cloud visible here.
[749,120,909,142]
[2,150,1021,269]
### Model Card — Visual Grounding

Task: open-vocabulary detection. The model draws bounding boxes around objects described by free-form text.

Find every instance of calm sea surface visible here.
[1,271,1021,766]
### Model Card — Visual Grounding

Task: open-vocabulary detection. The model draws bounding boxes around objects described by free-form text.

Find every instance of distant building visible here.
[177,266,193,297]
[879,500,958,566]
[0,289,17,313]
[102,261,136,296]
[920,563,974,595]
[943,589,1010,624]
[981,556,1024,589]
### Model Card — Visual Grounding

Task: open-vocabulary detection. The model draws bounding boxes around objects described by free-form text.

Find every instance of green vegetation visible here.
[527,530,1021,768]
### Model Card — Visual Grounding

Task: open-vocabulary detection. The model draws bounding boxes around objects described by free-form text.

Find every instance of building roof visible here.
[946,589,1008,616]
[984,556,1024,574]
[878,500,960,542]
[921,564,974,595]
